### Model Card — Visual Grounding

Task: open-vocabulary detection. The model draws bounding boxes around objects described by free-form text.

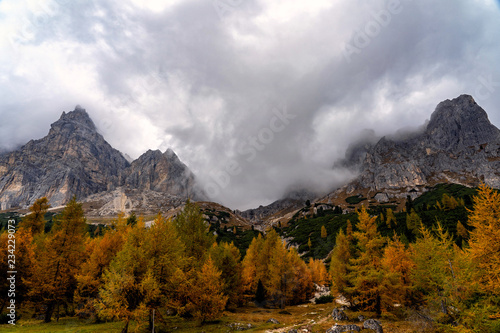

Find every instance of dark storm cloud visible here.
[0,0,499,209]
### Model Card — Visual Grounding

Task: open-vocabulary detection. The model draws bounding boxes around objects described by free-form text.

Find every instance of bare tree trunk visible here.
[44,302,55,323]
[121,319,129,333]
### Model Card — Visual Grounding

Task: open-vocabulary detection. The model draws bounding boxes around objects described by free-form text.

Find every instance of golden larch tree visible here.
[467,184,500,294]
[347,206,385,315]
[188,256,228,323]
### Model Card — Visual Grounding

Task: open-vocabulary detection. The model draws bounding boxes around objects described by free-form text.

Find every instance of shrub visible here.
[315,295,334,304]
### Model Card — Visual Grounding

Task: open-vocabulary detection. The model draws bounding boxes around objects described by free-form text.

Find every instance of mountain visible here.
[237,188,315,225]
[324,94,500,206]
[0,107,129,210]
[0,106,205,212]
[123,148,197,198]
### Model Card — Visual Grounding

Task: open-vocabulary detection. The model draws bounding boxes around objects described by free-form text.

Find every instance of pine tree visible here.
[287,248,313,305]
[456,221,468,240]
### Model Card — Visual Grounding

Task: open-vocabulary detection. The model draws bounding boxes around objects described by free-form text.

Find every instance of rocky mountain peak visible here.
[425,94,500,151]
[50,106,97,135]
[0,107,206,210]
[331,94,500,201]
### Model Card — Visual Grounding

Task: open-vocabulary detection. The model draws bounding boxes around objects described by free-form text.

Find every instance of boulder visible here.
[267,318,280,324]
[363,319,383,333]
[326,323,361,333]
[332,308,349,321]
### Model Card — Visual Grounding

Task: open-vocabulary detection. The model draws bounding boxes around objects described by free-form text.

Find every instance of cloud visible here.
[0,0,499,209]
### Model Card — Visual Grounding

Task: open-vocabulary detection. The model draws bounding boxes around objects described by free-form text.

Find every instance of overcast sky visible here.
[1,0,499,209]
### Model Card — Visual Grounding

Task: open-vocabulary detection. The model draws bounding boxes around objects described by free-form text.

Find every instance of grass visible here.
[1,303,428,333]
[0,317,124,332]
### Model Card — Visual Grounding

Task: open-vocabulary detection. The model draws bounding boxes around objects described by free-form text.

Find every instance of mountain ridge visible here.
[320,94,500,209]
[0,106,205,212]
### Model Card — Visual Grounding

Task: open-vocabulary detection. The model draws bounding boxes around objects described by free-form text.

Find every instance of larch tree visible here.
[75,227,126,319]
[347,206,385,316]
[381,234,415,309]
[321,225,327,239]
[287,248,313,305]
[20,197,51,235]
[27,197,87,322]
[385,208,396,228]
[188,256,228,323]
[241,233,264,295]
[410,224,472,320]
[329,229,352,294]
[406,209,422,237]
[209,242,243,309]
[173,200,215,266]
[96,214,185,332]
[467,184,500,295]
[266,233,291,308]
[308,258,329,286]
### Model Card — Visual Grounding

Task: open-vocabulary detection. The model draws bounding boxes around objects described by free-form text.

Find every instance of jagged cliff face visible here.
[0,107,205,211]
[0,107,129,209]
[346,95,500,195]
[123,149,198,198]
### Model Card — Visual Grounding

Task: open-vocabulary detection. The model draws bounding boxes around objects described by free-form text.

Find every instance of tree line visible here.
[1,184,499,332]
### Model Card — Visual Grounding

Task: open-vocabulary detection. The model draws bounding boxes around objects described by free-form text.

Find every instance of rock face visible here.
[0,107,129,209]
[340,95,500,198]
[0,107,205,211]
[238,189,315,223]
[123,149,200,199]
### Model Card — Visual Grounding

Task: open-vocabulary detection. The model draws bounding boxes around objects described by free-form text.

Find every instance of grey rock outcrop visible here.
[326,324,361,333]
[340,95,500,199]
[363,319,383,333]
[332,308,349,321]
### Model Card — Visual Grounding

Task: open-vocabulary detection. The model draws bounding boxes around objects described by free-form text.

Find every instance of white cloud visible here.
[0,0,499,208]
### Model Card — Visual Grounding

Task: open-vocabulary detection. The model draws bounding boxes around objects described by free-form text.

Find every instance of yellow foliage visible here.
[321,225,327,239]
[21,197,51,235]
[188,256,228,322]
[467,184,500,294]
[308,258,329,286]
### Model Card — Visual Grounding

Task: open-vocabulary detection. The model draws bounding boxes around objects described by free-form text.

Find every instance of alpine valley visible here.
[2,94,500,333]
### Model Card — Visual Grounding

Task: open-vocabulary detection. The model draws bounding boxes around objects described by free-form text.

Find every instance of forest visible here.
[0,185,499,333]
